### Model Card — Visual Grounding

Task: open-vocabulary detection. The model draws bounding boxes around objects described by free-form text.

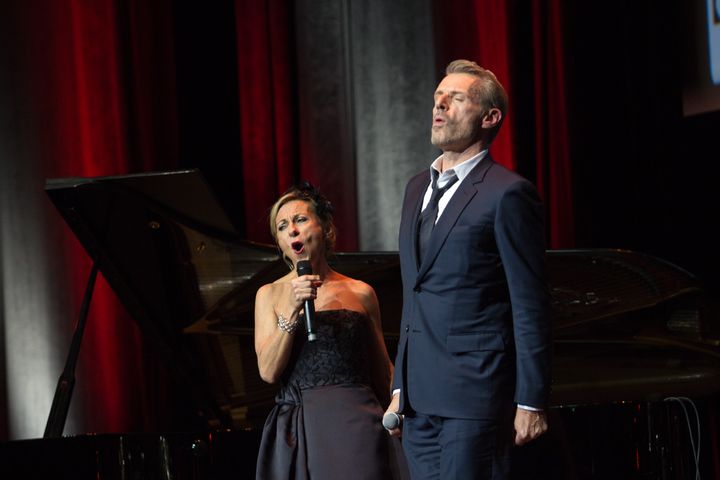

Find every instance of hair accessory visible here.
[293,181,334,219]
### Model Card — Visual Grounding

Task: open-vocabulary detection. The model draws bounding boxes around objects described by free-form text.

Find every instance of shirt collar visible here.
[430,149,488,184]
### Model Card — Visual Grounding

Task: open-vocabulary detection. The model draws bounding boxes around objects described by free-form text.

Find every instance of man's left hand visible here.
[513,408,548,446]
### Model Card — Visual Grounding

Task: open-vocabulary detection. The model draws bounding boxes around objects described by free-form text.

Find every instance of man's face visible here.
[431,73,484,152]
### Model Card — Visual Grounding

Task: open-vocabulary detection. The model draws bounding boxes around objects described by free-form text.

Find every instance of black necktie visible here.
[417,171,458,262]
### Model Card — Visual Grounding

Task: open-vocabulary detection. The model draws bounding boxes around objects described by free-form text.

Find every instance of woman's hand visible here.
[290,274,322,308]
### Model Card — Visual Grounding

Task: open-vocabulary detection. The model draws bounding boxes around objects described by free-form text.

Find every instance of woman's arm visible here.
[254,282,300,384]
[254,272,321,383]
[360,283,393,405]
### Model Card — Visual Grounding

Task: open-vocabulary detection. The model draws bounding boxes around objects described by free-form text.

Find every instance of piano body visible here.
[1,169,718,479]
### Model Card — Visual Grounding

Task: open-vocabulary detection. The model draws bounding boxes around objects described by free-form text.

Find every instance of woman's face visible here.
[274,199,325,264]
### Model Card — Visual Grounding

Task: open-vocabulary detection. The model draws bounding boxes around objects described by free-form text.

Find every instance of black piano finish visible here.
[0,400,714,479]
[5,169,715,479]
[0,430,261,479]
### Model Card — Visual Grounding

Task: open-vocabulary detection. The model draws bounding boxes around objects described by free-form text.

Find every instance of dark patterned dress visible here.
[255,309,403,479]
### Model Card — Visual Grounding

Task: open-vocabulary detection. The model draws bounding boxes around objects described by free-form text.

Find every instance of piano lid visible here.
[45,169,281,428]
[45,170,720,430]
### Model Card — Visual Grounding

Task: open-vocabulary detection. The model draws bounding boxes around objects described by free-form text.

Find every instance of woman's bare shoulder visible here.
[257,273,294,301]
[333,275,376,304]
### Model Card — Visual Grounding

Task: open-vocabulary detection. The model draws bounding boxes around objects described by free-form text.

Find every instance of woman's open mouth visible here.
[291,241,305,255]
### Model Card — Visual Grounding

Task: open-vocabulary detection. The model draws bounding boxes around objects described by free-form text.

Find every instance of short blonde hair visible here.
[445,59,508,143]
[269,182,336,267]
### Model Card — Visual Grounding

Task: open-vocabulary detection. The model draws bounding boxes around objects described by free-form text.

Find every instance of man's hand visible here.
[383,393,402,437]
[514,408,547,446]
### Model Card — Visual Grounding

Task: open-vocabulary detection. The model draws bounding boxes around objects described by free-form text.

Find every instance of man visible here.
[384,59,553,479]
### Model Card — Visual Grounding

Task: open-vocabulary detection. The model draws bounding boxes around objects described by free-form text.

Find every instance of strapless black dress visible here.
[255,309,404,479]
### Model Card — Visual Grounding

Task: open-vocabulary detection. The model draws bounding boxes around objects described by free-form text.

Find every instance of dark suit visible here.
[393,155,552,477]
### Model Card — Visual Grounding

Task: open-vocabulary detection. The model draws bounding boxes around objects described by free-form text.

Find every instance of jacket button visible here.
[413,286,421,292]
[405,325,409,332]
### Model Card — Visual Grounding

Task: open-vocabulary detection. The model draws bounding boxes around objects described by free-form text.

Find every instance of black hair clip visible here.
[291,180,334,218]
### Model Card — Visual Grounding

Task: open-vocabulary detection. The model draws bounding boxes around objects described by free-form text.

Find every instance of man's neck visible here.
[440,142,485,172]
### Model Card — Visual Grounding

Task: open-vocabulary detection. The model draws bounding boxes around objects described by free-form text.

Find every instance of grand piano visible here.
[1,169,719,479]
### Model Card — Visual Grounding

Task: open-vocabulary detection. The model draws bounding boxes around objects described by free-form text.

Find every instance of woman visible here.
[254,183,403,479]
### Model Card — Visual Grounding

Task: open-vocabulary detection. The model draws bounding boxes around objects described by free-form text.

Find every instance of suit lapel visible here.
[415,157,495,285]
[400,174,431,272]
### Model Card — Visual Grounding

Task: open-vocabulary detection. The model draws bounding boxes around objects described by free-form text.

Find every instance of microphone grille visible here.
[296,260,313,276]
[382,412,401,430]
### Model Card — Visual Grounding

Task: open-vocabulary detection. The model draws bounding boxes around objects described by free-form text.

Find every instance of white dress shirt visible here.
[420,150,488,221]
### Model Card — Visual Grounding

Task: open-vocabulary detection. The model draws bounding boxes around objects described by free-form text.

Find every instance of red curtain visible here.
[47,0,142,433]
[433,0,575,248]
[235,0,297,244]
[471,0,516,171]
[233,1,359,251]
[27,0,178,433]
[531,0,575,248]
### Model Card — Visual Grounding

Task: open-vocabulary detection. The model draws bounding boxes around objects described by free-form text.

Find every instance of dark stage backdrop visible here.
[0,0,718,449]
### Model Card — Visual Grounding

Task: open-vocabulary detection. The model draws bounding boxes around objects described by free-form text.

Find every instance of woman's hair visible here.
[269,181,336,267]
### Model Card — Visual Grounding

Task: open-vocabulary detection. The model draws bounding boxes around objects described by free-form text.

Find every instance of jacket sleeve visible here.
[494,179,553,408]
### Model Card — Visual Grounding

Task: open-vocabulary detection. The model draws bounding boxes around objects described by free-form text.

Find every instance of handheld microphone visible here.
[382,412,402,430]
[296,260,317,342]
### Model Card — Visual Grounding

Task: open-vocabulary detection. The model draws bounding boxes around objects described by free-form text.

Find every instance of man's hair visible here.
[445,59,508,143]
[269,181,336,268]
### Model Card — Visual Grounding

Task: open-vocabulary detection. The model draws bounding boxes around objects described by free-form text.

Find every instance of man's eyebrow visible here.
[434,89,465,96]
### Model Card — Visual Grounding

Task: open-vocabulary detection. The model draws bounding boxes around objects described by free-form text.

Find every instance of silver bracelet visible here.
[277,313,299,334]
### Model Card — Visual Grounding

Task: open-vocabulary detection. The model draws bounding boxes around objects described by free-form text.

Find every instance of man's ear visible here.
[481,108,502,129]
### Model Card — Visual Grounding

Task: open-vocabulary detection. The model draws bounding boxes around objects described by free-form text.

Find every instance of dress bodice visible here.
[281,309,374,390]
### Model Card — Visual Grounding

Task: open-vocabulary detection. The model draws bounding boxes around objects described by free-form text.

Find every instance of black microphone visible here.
[382,412,402,430]
[296,260,317,342]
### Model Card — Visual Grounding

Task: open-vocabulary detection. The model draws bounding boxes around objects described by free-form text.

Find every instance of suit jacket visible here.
[392,156,552,420]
